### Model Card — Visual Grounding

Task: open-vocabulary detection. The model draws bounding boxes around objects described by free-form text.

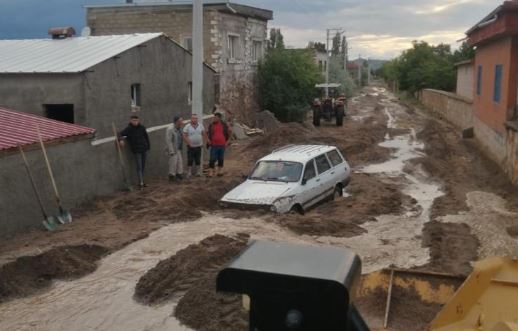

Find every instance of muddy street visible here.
[1,86,517,331]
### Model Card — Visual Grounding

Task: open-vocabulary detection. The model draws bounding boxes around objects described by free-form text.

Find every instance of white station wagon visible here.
[220,145,351,213]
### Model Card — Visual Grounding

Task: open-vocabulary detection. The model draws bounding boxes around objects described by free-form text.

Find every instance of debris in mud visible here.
[175,276,248,331]
[272,174,408,237]
[0,244,108,303]
[134,234,249,305]
[113,178,241,223]
[356,284,443,331]
[507,225,518,238]
[420,221,478,276]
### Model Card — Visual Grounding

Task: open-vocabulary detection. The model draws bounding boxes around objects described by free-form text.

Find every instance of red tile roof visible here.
[0,107,95,152]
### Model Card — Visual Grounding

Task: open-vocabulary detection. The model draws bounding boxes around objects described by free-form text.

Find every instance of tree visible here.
[268,28,285,50]
[332,32,341,55]
[453,41,475,63]
[307,41,326,53]
[381,41,456,94]
[328,56,356,97]
[257,49,321,122]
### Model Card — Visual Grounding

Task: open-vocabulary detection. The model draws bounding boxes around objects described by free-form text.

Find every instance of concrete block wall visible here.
[473,116,507,164]
[420,89,474,129]
[456,64,474,100]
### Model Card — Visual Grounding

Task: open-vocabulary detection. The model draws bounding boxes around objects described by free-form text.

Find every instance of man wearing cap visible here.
[166,116,184,182]
[207,110,232,177]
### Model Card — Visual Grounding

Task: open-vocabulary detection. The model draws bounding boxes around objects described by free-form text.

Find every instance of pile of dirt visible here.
[0,244,107,302]
[111,177,242,223]
[272,174,410,237]
[356,285,443,331]
[416,119,518,218]
[134,234,249,305]
[420,221,479,276]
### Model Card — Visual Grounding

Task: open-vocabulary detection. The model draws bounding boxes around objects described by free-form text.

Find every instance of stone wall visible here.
[474,116,507,164]
[420,89,474,129]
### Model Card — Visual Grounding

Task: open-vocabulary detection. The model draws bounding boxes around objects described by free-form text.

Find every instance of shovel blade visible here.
[58,210,72,224]
[42,217,58,231]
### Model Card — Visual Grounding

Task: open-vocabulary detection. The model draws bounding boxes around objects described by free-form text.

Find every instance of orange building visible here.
[467,0,518,163]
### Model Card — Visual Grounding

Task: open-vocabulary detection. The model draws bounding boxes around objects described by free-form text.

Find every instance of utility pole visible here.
[192,0,203,117]
[358,54,362,86]
[343,36,348,75]
[324,28,345,98]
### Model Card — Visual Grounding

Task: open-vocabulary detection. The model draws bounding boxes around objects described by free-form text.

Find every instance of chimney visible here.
[48,27,76,39]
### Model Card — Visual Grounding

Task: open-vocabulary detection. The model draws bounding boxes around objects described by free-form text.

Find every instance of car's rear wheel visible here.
[332,185,343,201]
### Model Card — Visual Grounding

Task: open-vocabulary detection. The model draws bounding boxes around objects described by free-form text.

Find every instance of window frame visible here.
[227,33,240,61]
[327,149,344,167]
[252,40,263,62]
[302,159,317,182]
[493,64,503,104]
[315,154,332,174]
[187,81,193,105]
[131,83,141,107]
[476,65,482,96]
[183,36,193,52]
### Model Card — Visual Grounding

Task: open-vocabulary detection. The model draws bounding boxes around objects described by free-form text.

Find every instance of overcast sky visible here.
[0,0,498,59]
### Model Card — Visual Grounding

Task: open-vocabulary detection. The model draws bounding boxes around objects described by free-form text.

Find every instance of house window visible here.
[494,64,503,103]
[318,60,323,71]
[188,81,192,104]
[228,34,240,60]
[131,84,141,107]
[183,37,192,52]
[44,104,74,124]
[252,40,263,61]
[477,65,482,96]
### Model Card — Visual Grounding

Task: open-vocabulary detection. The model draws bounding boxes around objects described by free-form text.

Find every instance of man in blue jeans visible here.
[118,115,150,188]
[207,111,232,177]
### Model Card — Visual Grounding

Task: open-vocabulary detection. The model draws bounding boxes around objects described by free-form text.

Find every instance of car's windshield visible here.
[249,161,303,183]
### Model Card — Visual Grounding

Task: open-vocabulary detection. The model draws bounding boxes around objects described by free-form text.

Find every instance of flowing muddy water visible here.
[0,87,445,330]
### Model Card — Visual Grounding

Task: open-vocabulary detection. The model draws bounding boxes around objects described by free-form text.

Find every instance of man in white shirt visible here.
[182,114,208,177]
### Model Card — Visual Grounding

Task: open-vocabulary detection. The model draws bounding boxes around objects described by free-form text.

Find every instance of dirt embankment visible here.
[272,174,411,237]
[0,245,108,303]
[414,118,518,275]
[135,234,249,331]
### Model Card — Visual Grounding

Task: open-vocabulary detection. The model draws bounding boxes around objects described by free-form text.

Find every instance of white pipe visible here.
[226,2,237,14]
[477,14,498,29]
[192,0,204,117]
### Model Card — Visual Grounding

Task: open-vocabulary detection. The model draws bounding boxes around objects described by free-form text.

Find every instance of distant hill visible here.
[350,58,388,71]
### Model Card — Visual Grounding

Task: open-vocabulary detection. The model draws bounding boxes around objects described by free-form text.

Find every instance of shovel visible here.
[112,123,133,192]
[36,125,72,224]
[19,145,58,231]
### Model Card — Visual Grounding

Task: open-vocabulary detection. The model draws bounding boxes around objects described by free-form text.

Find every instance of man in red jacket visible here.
[207,111,232,177]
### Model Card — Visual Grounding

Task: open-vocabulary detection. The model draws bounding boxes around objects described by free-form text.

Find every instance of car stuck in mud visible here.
[220,145,351,214]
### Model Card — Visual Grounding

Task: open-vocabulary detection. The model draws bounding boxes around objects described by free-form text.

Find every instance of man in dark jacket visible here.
[118,115,150,188]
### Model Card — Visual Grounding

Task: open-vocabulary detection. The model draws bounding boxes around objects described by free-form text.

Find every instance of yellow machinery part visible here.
[431,257,518,331]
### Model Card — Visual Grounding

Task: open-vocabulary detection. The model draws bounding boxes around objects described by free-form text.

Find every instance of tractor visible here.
[312,84,346,127]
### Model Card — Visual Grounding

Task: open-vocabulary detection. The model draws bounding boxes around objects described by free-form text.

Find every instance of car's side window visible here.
[315,154,331,174]
[327,149,344,167]
[303,160,317,181]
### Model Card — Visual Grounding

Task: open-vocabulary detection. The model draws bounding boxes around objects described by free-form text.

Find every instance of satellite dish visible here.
[81,26,91,37]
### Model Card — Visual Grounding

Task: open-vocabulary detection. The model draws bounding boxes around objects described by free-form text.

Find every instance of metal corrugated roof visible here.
[0,33,162,73]
[0,107,95,152]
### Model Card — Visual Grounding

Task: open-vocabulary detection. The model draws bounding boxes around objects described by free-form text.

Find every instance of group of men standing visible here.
[118,110,232,188]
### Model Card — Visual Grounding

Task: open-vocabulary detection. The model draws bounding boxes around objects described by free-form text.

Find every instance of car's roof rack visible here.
[272,144,296,153]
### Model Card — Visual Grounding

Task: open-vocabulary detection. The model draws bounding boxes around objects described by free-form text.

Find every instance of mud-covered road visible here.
[1,85,517,331]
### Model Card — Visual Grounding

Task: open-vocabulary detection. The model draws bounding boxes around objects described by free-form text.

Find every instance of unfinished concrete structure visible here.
[85,2,273,125]
[0,33,216,137]
[455,60,474,100]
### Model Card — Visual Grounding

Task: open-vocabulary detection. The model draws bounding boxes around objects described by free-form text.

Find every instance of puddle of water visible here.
[334,95,445,273]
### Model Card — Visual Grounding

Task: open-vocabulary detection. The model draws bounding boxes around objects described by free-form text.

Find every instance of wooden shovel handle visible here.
[36,125,61,202]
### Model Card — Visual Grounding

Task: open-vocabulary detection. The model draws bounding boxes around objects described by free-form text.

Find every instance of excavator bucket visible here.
[355,269,465,330]
[430,257,518,331]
